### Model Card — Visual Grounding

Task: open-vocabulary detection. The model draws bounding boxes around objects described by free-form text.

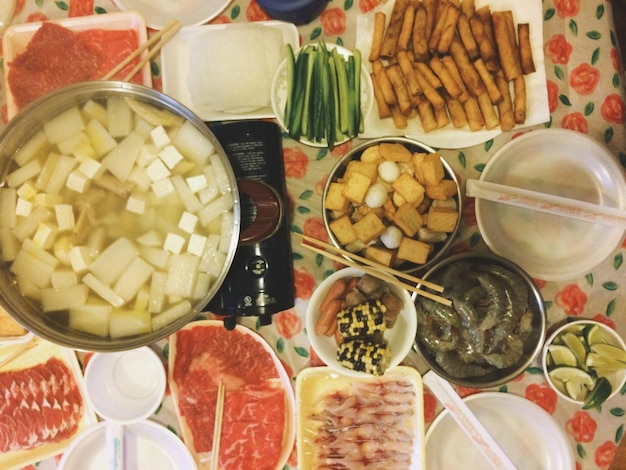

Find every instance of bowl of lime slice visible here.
[542,320,626,408]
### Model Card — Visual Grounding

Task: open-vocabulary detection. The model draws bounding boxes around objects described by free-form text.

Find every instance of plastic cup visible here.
[84,347,166,424]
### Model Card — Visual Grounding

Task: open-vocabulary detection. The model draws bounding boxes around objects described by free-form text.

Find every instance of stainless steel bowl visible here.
[0,81,240,351]
[323,136,462,274]
[415,251,546,388]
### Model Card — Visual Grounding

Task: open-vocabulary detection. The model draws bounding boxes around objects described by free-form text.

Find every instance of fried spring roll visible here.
[441,55,470,103]
[492,11,522,81]
[397,51,423,96]
[428,1,450,53]
[434,103,451,128]
[371,73,392,119]
[518,23,536,74]
[445,95,468,128]
[412,4,430,62]
[494,69,515,131]
[448,37,486,97]
[474,58,503,105]
[457,13,480,60]
[460,0,475,17]
[415,61,443,90]
[437,3,461,55]
[470,11,499,72]
[390,104,409,129]
[417,99,438,132]
[429,56,463,101]
[386,64,413,115]
[476,92,500,129]
[372,60,398,105]
[397,4,416,52]
[380,0,410,58]
[369,12,386,61]
[423,0,439,38]
[463,96,485,131]
[513,75,526,124]
[413,65,446,110]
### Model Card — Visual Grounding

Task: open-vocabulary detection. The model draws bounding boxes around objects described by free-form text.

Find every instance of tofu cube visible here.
[343,172,372,204]
[164,233,185,254]
[150,125,171,149]
[329,214,358,245]
[151,178,176,199]
[397,237,432,264]
[186,174,208,193]
[352,212,386,244]
[427,206,459,233]
[178,211,198,234]
[392,173,425,206]
[66,170,90,193]
[187,233,207,257]
[146,158,171,183]
[126,195,146,214]
[159,145,184,169]
[79,158,105,179]
[324,182,351,213]
[426,180,458,200]
[393,203,424,237]
[15,198,32,217]
[378,142,412,162]
[365,245,396,267]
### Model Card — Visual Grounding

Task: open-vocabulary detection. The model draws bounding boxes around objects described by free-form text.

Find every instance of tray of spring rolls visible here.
[355,0,549,149]
[296,366,425,469]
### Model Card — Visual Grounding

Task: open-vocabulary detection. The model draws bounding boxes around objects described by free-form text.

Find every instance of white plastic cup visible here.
[84,347,166,424]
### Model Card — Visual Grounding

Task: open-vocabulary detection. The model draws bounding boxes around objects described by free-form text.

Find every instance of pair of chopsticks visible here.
[295,233,451,306]
[210,381,226,470]
[101,20,181,82]
[0,336,37,369]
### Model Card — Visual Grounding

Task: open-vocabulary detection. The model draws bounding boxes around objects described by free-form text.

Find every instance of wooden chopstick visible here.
[295,233,445,293]
[299,239,452,306]
[101,19,181,82]
[0,336,37,369]
[210,381,226,470]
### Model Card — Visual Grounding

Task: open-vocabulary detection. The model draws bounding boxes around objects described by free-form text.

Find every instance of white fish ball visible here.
[364,183,388,208]
[380,225,403,249]
[378,161,400,183]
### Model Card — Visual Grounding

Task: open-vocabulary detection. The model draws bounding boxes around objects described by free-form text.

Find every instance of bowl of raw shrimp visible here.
[414,251,546,388]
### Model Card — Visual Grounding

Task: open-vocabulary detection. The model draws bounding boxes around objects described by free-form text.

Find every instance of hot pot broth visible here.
[0,95,235,339]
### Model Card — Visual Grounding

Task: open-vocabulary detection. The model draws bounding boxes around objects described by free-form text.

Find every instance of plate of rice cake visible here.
[113,0,231,30]
[161,21,299,122]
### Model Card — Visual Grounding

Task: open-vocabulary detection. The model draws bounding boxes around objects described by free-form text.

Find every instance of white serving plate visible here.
[161,21,298,122]
[271,42,374,148]
[475,129,626,281]
[113,0,232,30]
[296,366,425,469]
[355,0,549,149]
[425,392,575,469]
[305,267,417,377]
[58,420,197,470]
[2,11,151,120]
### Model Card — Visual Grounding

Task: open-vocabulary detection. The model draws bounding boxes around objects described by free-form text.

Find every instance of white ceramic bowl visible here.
[306,267,417,377]
[542,320,626,406]
[84,347,166,423]
[475,129,626,281]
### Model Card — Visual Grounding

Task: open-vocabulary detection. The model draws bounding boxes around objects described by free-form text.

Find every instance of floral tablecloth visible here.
[1,0,625,469]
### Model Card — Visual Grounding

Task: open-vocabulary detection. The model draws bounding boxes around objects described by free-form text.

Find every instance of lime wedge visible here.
[590,344,626,363]
[548,366,594,387]
[547,344,578,368]
[584,324,621,347]
[565,379,590,401]
[586,352,626,373]
[583,377,612,410]
[561,332,588,369]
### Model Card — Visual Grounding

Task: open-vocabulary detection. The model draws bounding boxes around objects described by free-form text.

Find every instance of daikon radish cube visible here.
[192,272,211,299]
[17,182,37,200]
[148,271,167,313]
[79,158,105,179]
[171,175,202,212]
[50,269,78,288]
[83,273,125,307]
[151,178,176,200]
[140,246,170,268]
[0,189,17,229]
[55,204,75,231]
[32,193,63,208]
[57,132,90,155]
[14,206,52,241]
[33,223,57,249]
[219,211,234,253]
[164,233,185,254]
[15,197,32,217]
[102,131,145,182]
[202,250,226,278]
[113,257,154,302]
[151,300,191,331]
[66,170,90,193]
[82,99,109,126]
[43,106,85,144]
[69,299,111,337]
[128,166,151,192]
[178,211,198,234]
[72,141,97,161]
[52,236,73,266]
[187,233,207,257]
[107,97,133,138]
[7,159,42,188]
[109,309,151,338]
[16,275,41,300]
[137,143,159,167]
[134,286,150,312]
[198,233,219,271]
[133,115,155,140]
[151,125,170,149]
[89,237,138,285]
[15,130,49,166]
[45,155,76,194]
[41,284,89,312]
[164,254,199,297]
[86,118,117,157]
[11,248,56,288]
[69,246,91,273]
[172,121,213,165]
[86,226,107,258]
[0,228,20,261]
[137,230,162,247]
[209,153,232,194]
[198,194,233,227]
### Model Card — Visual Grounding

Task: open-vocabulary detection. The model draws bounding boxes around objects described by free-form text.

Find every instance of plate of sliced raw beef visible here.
[168,320,295,470]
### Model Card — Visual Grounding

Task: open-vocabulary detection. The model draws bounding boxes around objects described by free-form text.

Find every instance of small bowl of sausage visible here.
[306,266,417,377]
